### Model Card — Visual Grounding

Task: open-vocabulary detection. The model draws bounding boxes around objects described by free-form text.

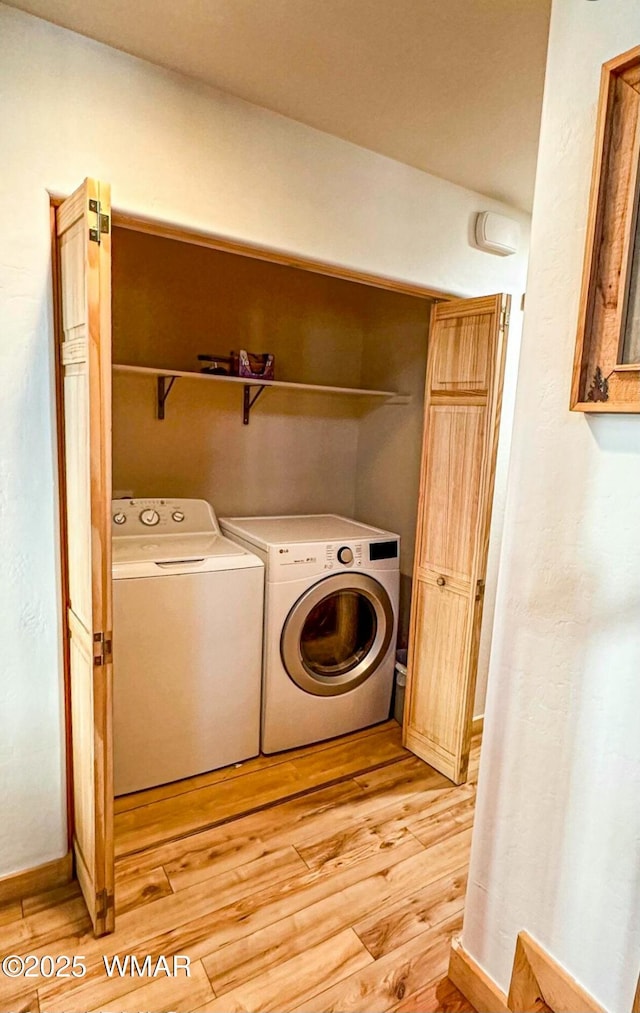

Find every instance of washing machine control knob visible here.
[337,546,354,565]
[113,512,126,525]
[172,511,185,523]
[140,508,160,527]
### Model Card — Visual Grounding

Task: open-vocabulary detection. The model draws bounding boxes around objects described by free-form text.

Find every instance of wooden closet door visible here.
[404,294,509,784]
[56,178,114,935]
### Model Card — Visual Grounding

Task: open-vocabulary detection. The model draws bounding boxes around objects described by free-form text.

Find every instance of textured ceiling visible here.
[7,0,551,210]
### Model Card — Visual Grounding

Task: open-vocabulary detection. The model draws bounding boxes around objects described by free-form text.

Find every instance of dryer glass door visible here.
[281,573,394,696]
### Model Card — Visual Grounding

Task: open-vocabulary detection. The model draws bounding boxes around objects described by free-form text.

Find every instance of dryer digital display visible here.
[369,540,398,561]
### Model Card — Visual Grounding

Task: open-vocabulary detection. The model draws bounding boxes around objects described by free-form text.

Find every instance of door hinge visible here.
[475,579,485,602]
[500,307,510,331]
[93,631,113,666]
[88,198,110,244]
[96,888,115,921]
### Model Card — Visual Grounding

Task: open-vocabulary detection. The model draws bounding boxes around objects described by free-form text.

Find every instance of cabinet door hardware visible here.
[88,198,110,244]
[93,631,113,667]
[96,888,115,921]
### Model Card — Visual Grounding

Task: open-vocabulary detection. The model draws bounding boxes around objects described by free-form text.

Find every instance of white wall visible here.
[464,3,640,1011]
[0,2,530,877]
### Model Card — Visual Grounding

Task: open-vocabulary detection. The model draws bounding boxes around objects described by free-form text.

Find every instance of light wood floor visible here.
[0,721,478,1013]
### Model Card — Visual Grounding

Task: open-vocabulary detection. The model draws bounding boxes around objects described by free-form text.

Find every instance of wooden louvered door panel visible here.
[404,294,509,784]
[56,178,114,935]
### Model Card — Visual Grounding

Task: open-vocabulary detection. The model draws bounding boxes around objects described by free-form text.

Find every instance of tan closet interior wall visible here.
[111,229,430,576]
[112,229,368,517]
[354,289,430,645]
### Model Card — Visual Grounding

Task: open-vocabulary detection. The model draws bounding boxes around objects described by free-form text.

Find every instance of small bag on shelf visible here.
[231,350,275,380]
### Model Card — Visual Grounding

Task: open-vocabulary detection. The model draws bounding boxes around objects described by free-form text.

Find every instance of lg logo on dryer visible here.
[277,548,317,564]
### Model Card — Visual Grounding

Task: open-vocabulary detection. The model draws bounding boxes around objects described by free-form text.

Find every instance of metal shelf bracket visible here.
[243,384,266,425]
[157,375,178,419]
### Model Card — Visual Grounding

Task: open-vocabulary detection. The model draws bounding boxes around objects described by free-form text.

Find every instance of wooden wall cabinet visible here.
[571,45,640,412]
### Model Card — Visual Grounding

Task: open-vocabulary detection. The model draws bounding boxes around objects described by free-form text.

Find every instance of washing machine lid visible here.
[112,533,263,577]
[112,498,263,576]
[113,532,248,564]
[220,514,398,550]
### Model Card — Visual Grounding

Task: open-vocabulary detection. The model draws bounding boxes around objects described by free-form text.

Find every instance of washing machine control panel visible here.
[111,498,220,536]
[140,508,160,526]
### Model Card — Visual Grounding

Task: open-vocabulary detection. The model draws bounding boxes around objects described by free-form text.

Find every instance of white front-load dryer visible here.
[220,515,399,753]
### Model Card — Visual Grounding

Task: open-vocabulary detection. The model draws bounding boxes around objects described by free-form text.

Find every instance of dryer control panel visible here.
[111,498,220,536]
[266,538,399,581]
[326,542,363,569]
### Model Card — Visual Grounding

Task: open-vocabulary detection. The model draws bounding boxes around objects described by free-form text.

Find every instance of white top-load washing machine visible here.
[220,514,400,753]
[112,498,264,794]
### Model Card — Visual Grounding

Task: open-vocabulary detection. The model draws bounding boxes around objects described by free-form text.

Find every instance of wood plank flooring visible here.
[114,721,410,856]
[0,721,478,1013]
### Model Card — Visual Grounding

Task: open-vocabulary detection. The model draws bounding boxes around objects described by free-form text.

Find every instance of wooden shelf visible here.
[113,363,410,423]
[113,363,407,399]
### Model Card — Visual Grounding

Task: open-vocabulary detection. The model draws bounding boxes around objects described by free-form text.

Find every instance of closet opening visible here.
[53,180,507,936]
[109,220,435,850]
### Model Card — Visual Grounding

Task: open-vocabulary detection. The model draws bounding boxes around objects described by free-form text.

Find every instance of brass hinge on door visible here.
[500,306,510,332]
[88,198,110,244]
[96,888,115,921]
[93,631,113,666]
[475,579,485,602]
